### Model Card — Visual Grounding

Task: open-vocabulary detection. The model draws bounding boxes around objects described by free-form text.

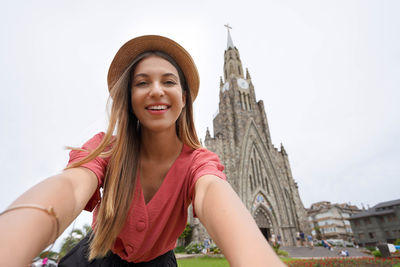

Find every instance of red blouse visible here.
[68,132,226,262]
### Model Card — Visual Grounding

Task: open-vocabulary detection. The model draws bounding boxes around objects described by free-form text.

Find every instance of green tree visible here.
[178,224,192,247]
[314,226,322,240]
[59,224,91,259]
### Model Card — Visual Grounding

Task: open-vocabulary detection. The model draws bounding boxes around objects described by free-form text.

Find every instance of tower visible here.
[204,26,310,245]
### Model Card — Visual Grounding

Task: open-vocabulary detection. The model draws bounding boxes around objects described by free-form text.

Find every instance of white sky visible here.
[1,0,399,250]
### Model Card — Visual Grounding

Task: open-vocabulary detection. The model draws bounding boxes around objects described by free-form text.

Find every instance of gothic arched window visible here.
[251,158,257,189]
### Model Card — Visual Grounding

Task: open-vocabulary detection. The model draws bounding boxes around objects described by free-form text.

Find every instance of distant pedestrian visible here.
[203,238,210,254]
[270,234,276,247]
[296,232,301,246]
[277,234,282,246]
[307,235,313,249]
[338,249,349,257]
[300,231,305,246]
[322,240,332,251]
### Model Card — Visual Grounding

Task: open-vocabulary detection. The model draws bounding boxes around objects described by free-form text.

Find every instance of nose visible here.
[148,82,165,98]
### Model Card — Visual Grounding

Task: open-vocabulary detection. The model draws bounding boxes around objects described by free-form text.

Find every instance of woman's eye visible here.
[135,81,147,87]
[165,80,177,85]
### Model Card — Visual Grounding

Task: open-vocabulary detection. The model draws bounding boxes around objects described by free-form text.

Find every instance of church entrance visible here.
[260,227,270,241]
[254,207,273,241]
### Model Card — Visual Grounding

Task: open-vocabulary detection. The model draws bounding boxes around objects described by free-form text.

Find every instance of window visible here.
[369,232,375,239]
[378,217,385,223]
[251,158,256,189]
[359,233,365,239]
[387,214,397,222]
[354,219,360,226]
[364,217,371,224]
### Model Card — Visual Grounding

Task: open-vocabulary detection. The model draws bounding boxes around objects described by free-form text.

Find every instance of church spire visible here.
[225,24,234,49]
[223,25,244,80]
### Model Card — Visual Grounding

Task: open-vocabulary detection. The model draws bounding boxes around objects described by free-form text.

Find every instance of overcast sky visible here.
[1,0,399,250]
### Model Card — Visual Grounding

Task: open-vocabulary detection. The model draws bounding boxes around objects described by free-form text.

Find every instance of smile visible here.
[146,105,169,110]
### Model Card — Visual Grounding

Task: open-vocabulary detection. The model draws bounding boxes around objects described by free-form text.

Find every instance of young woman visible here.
[0,35,285,267]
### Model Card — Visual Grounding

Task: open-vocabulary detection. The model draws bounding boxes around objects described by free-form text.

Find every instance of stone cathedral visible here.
[189,29,310,246]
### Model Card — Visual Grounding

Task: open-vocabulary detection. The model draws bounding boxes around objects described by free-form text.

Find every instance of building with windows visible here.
[307,201,361,241]
[348,199,400,247]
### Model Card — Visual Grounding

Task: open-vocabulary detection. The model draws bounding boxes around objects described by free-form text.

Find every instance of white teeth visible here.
[148,105,168,110]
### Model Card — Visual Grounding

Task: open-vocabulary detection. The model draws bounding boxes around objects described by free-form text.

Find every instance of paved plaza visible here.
[176,246,371,259]
[281,246,370,258]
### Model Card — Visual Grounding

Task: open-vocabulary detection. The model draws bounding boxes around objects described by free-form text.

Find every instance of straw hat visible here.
[107,35,200,101]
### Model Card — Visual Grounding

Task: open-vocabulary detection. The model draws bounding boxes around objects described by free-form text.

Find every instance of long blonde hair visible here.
[67,51,201,259]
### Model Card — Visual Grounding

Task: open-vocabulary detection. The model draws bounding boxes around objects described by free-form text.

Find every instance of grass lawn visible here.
[177,256,294,266]
[177,256,400,266]
[177,257,229,267]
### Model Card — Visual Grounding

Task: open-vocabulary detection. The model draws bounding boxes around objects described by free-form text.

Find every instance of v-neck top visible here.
[68,132,226,263]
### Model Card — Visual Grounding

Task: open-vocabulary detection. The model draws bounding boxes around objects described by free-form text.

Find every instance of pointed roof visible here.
[224,24,234,49]
[280,143,287,155]
[227,29,234,49]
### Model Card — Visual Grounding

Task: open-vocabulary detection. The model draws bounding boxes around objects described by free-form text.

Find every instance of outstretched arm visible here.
[194,175,286,267]
[0,167,98,267]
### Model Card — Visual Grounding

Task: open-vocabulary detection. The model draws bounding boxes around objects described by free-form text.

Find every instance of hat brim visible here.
[107,35,200,101]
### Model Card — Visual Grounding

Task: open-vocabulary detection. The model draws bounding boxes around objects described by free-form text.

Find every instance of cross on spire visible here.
[224,23,232,30]
[224,24,234,49]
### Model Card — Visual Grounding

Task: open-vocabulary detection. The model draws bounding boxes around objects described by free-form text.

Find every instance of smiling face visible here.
[130,55,186,134]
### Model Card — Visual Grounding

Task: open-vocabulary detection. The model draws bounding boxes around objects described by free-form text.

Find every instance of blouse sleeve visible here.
[67,132,110,211]
[187,148,227,217]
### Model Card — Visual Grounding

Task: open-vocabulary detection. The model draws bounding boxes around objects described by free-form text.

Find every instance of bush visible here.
[276,249,289,257]
[314,241,323,247]
[270,243,288,257]
[210,244,221,254]
[174,246,185,253]
[185,242,204,254]
[366,246,377,252]
[272,243,280,253]
[372,250,382,257]
[395,239,400,246]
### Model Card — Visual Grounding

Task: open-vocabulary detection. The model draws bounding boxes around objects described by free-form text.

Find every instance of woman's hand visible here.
[194,175,286,267]
[0,167,98,267]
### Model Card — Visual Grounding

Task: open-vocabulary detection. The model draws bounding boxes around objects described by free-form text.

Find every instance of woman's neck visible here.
[139,128,183,162]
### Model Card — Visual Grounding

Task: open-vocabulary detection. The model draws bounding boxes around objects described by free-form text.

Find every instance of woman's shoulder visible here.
[185,145,218,160]
[183,145,223,169]
[82,132,106,147]
[82,132,116,150]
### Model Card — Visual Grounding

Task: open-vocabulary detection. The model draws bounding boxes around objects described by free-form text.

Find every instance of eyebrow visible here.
[133,73,179,79]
